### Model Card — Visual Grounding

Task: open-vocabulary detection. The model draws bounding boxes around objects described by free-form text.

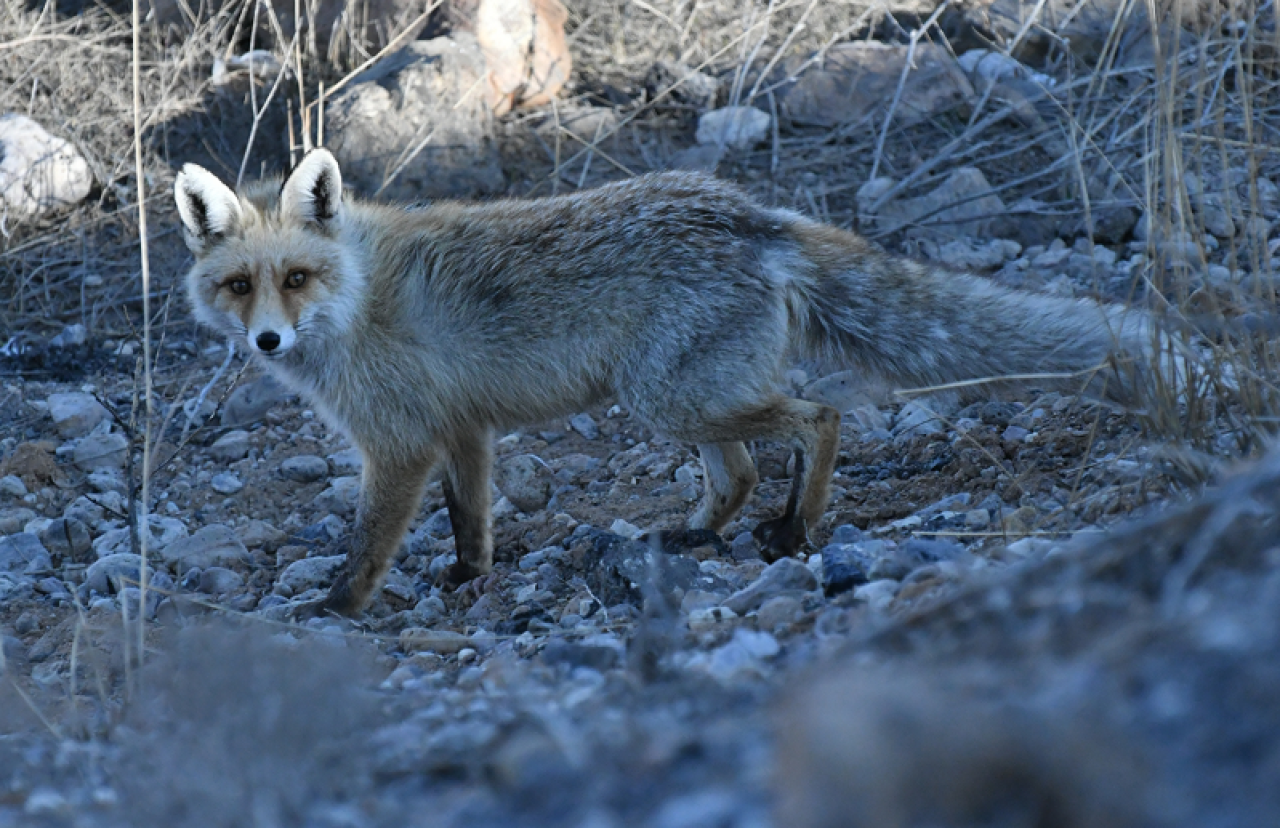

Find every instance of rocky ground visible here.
[2,323,1279,826]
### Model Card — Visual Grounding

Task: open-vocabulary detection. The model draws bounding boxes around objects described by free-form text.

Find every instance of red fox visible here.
[176,148,1151,616]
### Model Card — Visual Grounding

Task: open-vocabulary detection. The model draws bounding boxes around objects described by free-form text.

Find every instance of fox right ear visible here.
[174,164,241,255]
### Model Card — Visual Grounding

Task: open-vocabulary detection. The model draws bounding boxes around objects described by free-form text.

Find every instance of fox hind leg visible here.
[689,441,759,533]
[435,428,495,591]
[653,396,841,562]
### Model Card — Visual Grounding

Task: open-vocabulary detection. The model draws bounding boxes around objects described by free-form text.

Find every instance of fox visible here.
[175,148,1154,617]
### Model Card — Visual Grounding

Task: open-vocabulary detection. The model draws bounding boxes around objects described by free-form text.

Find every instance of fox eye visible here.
[284,270,308,289]
[228,278,251,296]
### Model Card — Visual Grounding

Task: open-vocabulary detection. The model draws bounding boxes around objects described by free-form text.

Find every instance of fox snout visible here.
[249,325,296,356]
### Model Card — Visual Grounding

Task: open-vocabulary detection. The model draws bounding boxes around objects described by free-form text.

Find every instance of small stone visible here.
[698,629,779,681]
[400,628,469,655]
[38,518,92,564]
[420,507,453,538]
[281,454,329,483]
[494,454,553,513]
[208,430,251,462]
[723,558,818,615]
[696,106,770,149]
[608,518,642,539]
[688,606,739,633]
[276,554,344,595]
[567,412,600,440]
[210,472,243,494]
[965,508,991,529]
[73,432,128,470]
[48,323,86,348]
[0,474,28,497]
[1002,425,1031,442]
[893,401,946,438]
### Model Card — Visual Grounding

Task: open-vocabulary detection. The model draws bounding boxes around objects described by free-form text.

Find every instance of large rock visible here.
[72,432,129,471]
[0,114,92,222]
[775,43,974,129]
[0,533,52,575]
[46,393,109,439]
[324,35,505,201]
[476,0,572,114]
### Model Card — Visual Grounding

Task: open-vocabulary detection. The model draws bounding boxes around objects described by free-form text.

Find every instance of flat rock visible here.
[46,392,109,439]
[85,553,142,595]
[776,42,973,129]
[158,524,248,575]
[73,432,128,471]
[237,519,287,552]
[210,472,243,494]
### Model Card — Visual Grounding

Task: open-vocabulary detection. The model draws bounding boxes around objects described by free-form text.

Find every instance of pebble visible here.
[85,553,142,594]
[697,629,779,681]
[281,454,329,483]
[237,519,287,552]
[199,566,245,595]
[756,594,804,631]
[327,447,363,474]
[820,543,868,597]
[210,472,243,494]
[0,507,37,535]
[722,558,818,615]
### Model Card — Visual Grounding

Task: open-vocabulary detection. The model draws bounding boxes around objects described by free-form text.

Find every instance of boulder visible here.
[324,35,505,201]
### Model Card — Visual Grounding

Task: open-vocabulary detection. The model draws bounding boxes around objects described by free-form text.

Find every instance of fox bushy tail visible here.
[786,220,1149,399]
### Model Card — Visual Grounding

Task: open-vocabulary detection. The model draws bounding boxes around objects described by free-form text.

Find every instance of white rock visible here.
[609,518,642,539]
[0,114,92,221]
[696,106,770,150]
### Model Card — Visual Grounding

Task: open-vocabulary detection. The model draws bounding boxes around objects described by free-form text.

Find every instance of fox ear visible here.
[174,164,241,255]
[281,148,343,228]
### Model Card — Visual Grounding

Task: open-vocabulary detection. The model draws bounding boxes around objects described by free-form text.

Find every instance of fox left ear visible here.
[282,148,343,228]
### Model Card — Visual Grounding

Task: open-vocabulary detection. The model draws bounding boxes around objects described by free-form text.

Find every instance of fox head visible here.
[174,149,362,362]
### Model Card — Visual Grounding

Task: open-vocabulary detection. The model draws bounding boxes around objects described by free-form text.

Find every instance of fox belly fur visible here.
[176,149,1146,616]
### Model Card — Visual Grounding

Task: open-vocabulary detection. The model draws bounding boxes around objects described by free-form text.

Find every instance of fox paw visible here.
[435,560,487,593]
[752,516,809,563]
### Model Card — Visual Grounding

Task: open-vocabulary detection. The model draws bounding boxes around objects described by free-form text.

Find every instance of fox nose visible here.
[256,331,281,352]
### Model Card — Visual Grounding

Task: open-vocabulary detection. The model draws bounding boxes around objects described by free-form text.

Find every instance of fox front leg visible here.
[320,449,436,616]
